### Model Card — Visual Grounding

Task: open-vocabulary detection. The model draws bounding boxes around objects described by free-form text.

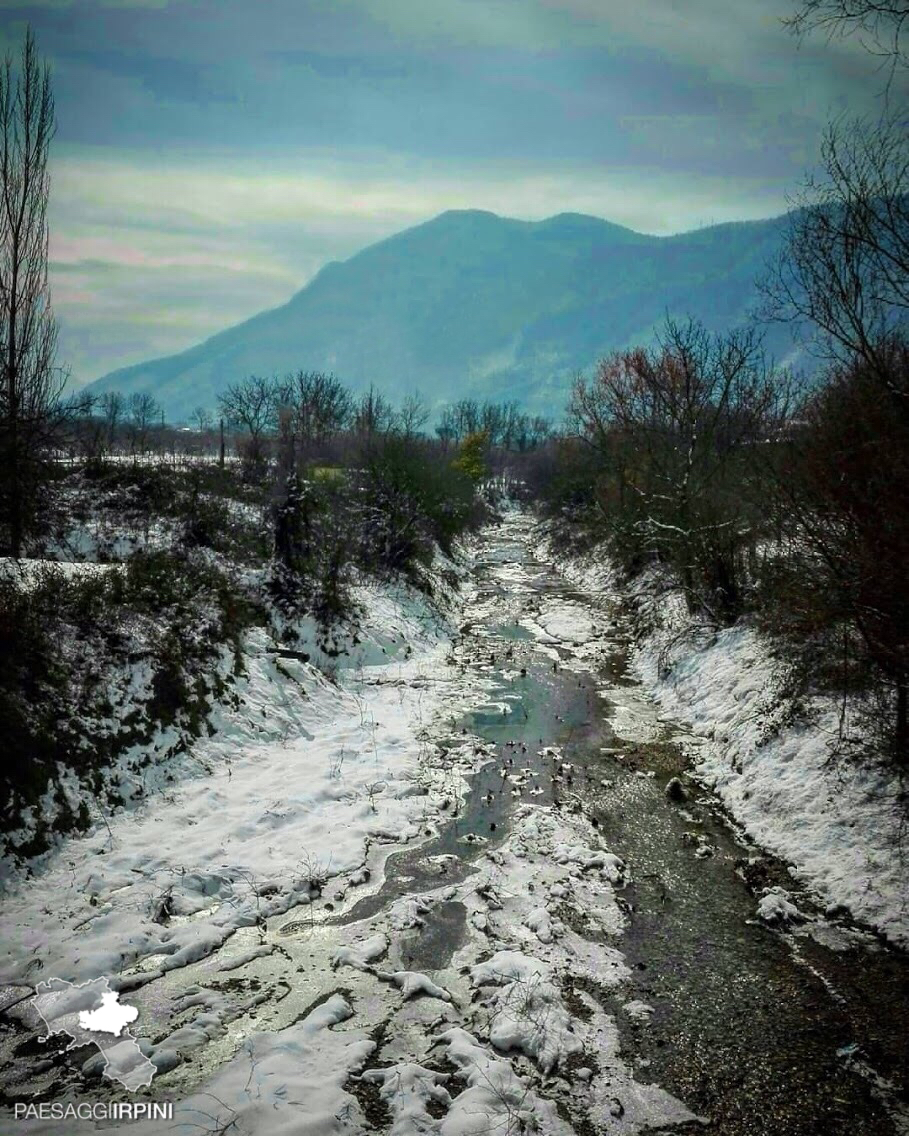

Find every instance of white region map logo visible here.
[30,977,156,1091]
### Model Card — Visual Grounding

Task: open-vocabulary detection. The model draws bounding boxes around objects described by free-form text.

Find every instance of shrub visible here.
[356,435,481,576]
[761,343,909,761]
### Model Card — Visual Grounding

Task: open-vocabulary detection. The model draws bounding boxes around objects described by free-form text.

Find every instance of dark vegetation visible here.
[521,101,909,768]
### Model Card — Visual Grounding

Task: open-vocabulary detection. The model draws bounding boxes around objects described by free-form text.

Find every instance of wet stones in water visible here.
[460,833,488,847]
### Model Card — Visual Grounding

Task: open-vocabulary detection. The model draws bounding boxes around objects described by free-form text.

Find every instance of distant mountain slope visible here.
[88,208,801,422]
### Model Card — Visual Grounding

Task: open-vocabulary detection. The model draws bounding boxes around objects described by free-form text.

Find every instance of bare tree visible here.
[191,405,213,434]
[762,113,909,396]
[353,384,394,439]
[218,375,278,438]
[767,0,909,759]
[397,392,429,439]
[436,398,480,445]
[276,370,352,446]
[127,391,161,454]
[783,0,909,75]
[100,390,124,452]
[571,319,790,621]
[0,28,60,556]
[766,339,909,759]
[526,415,552,449]
[218,374,279,471]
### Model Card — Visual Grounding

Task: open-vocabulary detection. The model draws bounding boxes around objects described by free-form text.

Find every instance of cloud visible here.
[16,0,904,386]
[52,148,790,236]
[0,1,175,8]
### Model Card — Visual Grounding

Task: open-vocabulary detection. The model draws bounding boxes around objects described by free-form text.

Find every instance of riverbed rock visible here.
[665,777,688,803]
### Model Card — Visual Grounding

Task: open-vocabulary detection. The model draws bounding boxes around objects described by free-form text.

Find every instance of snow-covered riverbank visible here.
[0,564,480,989]
[537,530,909,949]
[0,512,703,1135]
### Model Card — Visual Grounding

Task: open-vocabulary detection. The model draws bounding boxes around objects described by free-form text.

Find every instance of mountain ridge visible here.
[87,207,800,421]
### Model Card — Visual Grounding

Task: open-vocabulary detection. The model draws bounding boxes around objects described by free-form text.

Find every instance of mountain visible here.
[88,208,801,422]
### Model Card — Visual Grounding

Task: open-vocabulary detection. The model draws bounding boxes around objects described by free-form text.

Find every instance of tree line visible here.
[526,92,908,760]
[0,8,906,772]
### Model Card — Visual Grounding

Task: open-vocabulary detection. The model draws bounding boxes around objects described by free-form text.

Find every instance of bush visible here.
[356,435,482,577]
[269,472,356,630]
[761,343,909,761]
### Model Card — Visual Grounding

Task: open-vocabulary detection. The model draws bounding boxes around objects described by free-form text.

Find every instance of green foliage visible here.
[358,434,482,576]
[452,431,488,482]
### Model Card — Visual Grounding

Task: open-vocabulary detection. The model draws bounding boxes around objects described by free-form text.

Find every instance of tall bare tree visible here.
[0,28,60,557]
[127,391,161,454]
[191,405,213,434]
[397,392,429,440]
[353,384,394,439]
[277,370,352,445]
[218,374,279,472]
[100,390,124,452]
[762,113,908,396]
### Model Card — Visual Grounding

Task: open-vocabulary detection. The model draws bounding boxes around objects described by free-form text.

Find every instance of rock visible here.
[757,887,805,926]
[665,777,688,803]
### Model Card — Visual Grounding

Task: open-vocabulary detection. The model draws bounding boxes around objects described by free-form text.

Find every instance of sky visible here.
[0,0,901,385]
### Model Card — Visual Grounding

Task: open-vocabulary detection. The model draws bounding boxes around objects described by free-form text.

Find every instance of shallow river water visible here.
[1,513,907,1135]
[335,517,909,1134]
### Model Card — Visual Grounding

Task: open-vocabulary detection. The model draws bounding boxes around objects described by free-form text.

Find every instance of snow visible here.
[539,527,909,949]
[622,1000,655,1022]
[217,943,276,971]
[377,970,453,1002]
[135,993,372,1136]
[485,971,583,1073]
[521,600,596,645]
[756,887,805,927]
[0,565,486,989]
[470,950,549,988]
[438,1027,572,1135]
[0,556,123,589]
[635,623,909,946]
[1,511,704,1134]
[331,933,389,971]
[360,1062,452,1135]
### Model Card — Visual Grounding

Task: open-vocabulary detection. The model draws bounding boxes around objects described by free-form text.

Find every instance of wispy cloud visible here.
[4,0,903,384]
[50,146,797,382]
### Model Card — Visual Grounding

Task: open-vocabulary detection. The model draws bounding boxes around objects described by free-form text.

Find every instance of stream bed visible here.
[1,511,906,1135]
[340,513,909,1133]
